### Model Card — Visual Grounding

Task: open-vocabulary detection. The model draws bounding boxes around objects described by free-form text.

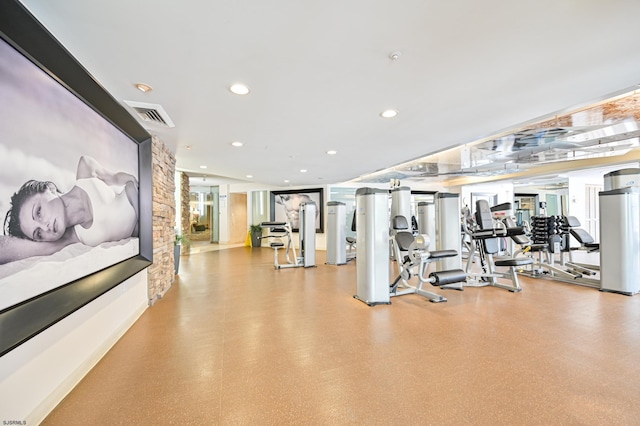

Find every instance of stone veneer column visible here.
[147,136,176,305]
[180,172,191,255]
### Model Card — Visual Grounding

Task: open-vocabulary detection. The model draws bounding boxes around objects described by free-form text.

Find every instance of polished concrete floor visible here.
[43,247,640,425]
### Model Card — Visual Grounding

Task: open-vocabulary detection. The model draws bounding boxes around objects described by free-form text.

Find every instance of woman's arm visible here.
[0,228,79,265]
[76,155,138,187]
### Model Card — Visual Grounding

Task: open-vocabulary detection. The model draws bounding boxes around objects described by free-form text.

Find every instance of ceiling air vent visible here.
[123,100,175,128]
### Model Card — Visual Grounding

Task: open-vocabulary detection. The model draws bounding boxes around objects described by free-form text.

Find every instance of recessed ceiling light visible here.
[230,83,250,95]
[231,141,243,147]
[200,165,208,169]
[326,150,337,155]
[380,109,398,118]
[184,145,192,150]
[134,83,152,93]
[299,169,307,173]
[284,179,290,183]
[246,174,253,178]
[388,51,402,61]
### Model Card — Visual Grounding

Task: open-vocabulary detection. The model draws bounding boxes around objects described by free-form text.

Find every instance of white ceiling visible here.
[18,0,640,188]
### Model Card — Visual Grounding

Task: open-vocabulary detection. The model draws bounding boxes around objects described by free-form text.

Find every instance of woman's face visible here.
[17,189,66,241]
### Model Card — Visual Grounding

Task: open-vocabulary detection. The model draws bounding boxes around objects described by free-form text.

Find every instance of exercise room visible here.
[2,1,640,424]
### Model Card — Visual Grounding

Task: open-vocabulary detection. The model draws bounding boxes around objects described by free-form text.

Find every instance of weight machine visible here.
[326,201,357,264]
[353,188,391,305]
[464,200,533,292]
[521,213,601,288]
[260,201,317,269]
[326,201,347,265]
[353,187,467,306]
[389,216,467,303]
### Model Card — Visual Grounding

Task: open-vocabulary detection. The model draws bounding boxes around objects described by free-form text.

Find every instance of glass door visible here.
[188,185,218,244]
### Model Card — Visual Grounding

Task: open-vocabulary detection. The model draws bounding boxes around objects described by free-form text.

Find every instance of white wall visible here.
[218,184,230,243]
[0,270,148,424]
[568,175,606,221]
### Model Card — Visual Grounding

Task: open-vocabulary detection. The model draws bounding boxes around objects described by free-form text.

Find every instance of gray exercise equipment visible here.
[464,200,533,292]
[516,213,601,288]
[599,186,640,295]
[563,215,599,277]
[390,186,411,226]
[261,201,316,269]
[389,216,466,303]
[417,201,435,239]
[326,201,347,265]
[298,201,317,267]
[353,188,390,306]
[434,193,463,290]
[522,168,640,294]
[603,168,640,191]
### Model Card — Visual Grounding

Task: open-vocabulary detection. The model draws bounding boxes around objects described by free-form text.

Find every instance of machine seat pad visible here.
[269,228,288,233]
[395,232,415,251]
[505,226,526,236]
[570,228,595,244]
[473,228,508,239]
[261,221,287,227]
[495,257,533,267]
[270,242,285,248]
[472,229,500,239]
[585,242,599,249]
[528,244,548,251]
[566,216,582,227]
[428,250,458,259]
[511,235,530,245]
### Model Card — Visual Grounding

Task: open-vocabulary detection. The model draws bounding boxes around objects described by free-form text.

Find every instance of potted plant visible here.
[249,224,263,247]
[174,234,190,274]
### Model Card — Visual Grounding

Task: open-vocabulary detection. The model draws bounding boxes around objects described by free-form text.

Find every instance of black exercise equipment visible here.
[389,215,466,303]
[465,200,533,292]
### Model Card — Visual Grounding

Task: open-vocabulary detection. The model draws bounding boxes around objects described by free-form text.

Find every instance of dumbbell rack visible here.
[530,215,569,253]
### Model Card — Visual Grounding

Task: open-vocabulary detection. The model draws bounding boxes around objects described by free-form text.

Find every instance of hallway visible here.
[43,247,640,425]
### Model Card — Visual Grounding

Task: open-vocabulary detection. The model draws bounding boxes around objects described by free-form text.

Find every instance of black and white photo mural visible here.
[0,0,152,357]
[270,188,324,233]
[0,38,139,310]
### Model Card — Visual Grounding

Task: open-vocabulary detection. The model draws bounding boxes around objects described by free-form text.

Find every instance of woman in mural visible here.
[0,155,138,265]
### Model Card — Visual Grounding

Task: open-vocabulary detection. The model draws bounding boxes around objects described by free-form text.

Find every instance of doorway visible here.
[585,184,602,241]
[189,186,216,244]
[229,193,248,244]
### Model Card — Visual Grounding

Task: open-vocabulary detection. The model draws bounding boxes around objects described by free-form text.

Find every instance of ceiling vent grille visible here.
[123,100,175,128]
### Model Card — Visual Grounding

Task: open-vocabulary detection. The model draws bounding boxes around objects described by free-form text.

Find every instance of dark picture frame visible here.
[0,1,153,357]
[270,188,324,233]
